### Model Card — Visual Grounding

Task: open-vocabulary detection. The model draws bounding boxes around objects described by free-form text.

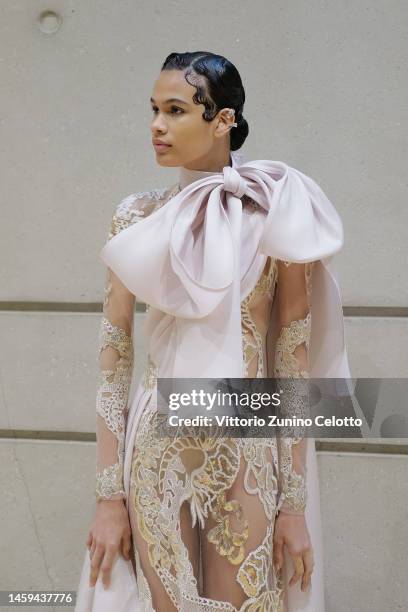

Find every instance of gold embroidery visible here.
[95,316,133,500]
[241,257,277,377]
[95,185,181,501]
[278,460,307,513]
[272,261,314,515]
[240,589,284,612]
[237,525,285,609]
[130,409,262,607]
[99,185,312,609]
[237,523,275,598]
[95,461,125,500]
[274,312,311,378]
[207,491,249,566]
[141,355,158,390]
[241,439,279,521]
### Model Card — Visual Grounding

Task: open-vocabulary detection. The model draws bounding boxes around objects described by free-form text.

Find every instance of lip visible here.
[152,141,172,152]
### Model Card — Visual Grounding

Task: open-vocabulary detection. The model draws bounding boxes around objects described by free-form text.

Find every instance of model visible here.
[75,50,350,612]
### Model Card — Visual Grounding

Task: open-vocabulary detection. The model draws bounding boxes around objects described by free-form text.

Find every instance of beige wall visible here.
[1,1,407,610]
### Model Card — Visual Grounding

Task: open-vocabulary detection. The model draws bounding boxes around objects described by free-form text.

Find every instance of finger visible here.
[122,537,132,560]
[86,532,93,549]
[273,534,284,571]
[301,549,315,592]
[301,564,313,592]
[89,545,104,587]
[289,555,304,586]
[101,546,117,589]
[301,568,312,592]
[89,539,96,560]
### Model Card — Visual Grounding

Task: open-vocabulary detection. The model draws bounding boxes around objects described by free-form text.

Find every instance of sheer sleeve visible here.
[94,265,135,501]
[93,194,142,501]
[273,260,314,516]
[93,186,179,501]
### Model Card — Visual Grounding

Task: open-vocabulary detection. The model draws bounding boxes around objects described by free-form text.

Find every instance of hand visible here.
[86,499,132,590]
[273,511,314,593]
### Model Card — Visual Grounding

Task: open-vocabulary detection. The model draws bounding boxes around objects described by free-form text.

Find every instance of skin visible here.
[150,69,234,171]
[87,67,314,595]
[87,499,131,590]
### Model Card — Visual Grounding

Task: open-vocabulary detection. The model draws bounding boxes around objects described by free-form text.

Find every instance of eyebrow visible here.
[150,97,189,105]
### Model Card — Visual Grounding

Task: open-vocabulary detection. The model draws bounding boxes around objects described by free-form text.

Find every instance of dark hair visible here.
[161,51,249,151]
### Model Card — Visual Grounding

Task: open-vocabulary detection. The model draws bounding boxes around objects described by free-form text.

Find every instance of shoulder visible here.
[107,182,180,240]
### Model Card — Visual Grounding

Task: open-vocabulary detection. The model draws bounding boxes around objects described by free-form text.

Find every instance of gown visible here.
[75,152,351,612]
[75,165,328,611]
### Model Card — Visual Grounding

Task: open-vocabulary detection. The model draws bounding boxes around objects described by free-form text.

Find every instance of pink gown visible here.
[75,151,350,611]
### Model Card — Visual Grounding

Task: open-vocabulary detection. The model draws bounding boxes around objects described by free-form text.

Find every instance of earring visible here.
[227,109,238,128]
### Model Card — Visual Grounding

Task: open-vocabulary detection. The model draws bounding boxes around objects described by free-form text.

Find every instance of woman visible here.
[75,51,350,611]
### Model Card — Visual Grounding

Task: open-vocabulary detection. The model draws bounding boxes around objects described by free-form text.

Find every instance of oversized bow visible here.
[100,158,348,379]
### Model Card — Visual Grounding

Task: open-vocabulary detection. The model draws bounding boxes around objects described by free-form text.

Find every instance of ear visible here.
[214,108,237,138]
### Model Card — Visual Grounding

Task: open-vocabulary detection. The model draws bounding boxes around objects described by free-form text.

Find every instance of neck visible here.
[183,153,231,173]
[178,150,244,190]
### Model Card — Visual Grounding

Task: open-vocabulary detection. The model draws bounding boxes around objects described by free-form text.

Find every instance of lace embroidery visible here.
[128,243,285,608]
[241,439,279,521]
[95,461,125,500]
[277,458,307,513]
[130,408,284,609]
[305,261,314,307]
[240,589,284,611]
[272,261,314,515]
[237,523,283,603]
[274,312,311,378]
[96,185,313,607]
[95,184,180,500]
[108,184,180,240]
[274,356,310,513]
[207,491,249,565]
[96,318,133,434]
[130,411,243,606]
[95,317,133,500]
[274,307,311,513]
[241,258,277,377]
[142,355,158,390]
[133,546,155,609]
[275,379,309,514]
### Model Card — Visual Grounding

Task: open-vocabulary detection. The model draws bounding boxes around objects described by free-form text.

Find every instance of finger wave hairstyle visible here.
[161,51,249,151]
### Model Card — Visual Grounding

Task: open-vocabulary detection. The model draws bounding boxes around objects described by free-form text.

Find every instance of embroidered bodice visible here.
[94,183,312,520]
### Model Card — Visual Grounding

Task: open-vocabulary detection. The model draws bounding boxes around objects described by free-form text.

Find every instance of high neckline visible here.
[178,150,245,190]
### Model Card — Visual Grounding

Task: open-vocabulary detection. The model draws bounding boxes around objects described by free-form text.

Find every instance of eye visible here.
[151,106,184,115]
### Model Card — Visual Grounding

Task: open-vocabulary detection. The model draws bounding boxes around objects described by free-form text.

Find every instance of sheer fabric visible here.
[93,186,313,611]
[94,186,179,502]
[94,268,134,500]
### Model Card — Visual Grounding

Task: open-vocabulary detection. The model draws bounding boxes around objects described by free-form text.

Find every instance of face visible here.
[150,69,234,169]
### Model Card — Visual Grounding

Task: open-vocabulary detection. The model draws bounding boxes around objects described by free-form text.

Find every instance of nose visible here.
[150,112,167,135]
